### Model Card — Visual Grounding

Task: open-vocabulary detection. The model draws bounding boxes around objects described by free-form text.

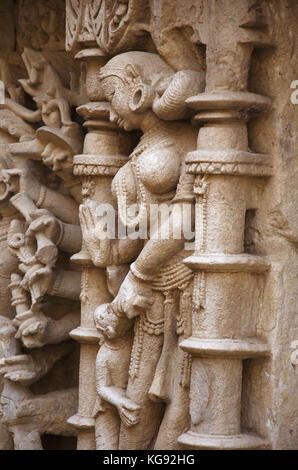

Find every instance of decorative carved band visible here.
[187,150,273,177]
[65,0,86,52]
[73,154,129,176]
[66,0,148,54]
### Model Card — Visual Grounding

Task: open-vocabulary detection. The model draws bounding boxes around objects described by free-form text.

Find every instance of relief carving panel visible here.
[0,0,296,452]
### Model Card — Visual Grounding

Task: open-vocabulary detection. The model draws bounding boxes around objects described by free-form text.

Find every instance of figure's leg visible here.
[118,331,165,450]
[154,287,192,450]
[153,347,191,450]
[95,408,120,450]
[119,293,165,450]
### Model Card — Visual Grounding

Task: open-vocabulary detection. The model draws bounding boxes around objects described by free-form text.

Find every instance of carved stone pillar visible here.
[178,0,274,450]
[67,50,129,450]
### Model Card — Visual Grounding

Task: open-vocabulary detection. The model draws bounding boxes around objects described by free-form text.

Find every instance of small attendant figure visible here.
[93,303,140,450]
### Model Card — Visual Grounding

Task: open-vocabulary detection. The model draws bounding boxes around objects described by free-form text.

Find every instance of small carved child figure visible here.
[93,303,140,450]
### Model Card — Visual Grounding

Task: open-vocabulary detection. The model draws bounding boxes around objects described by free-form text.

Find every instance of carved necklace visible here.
[116,155,148,230]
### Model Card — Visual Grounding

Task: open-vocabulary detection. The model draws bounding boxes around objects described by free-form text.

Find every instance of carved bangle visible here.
[109,303,126,319]
[36,185,47,208]
[130,262,154,282]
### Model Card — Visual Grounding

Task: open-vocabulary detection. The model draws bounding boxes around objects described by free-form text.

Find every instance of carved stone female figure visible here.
[81,51,205,449]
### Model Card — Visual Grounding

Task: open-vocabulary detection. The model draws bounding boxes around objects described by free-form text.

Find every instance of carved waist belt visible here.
[152,261,193,292]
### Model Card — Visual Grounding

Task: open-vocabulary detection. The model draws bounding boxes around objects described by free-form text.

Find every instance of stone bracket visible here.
[178,431,269,450]
[184,254,270,273]
[180,337,271,359]
[70,326,101,345]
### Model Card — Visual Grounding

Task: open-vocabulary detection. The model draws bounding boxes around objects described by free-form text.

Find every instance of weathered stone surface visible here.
[17,0,66,52]
[0,0,296,451]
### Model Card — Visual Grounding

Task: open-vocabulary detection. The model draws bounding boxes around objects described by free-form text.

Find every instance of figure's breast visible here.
[136,143,181,195]
[112,143,181,202]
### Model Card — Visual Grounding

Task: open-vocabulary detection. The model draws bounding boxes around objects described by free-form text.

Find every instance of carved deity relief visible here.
[78,51,205,449]
[0,0,294,452]
[67,0,278,452]
[0,48,83,449]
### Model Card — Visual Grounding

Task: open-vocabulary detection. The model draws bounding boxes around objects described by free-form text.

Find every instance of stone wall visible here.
[0,0,296,450]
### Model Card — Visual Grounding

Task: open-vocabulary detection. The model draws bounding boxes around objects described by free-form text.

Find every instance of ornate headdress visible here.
[99,51,205,121]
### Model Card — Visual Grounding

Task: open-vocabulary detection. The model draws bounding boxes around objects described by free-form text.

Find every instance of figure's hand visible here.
[20,265,54,307]
[79,202,112,267]
[15,311,49,349]
[1,167,40,198]
[26,208,61,243]
[17,320,47,349]
[111,271,154,319]
[117,396,140,427]
[0,354,41,386]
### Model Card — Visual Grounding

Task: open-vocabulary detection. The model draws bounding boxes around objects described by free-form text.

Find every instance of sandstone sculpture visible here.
[0,38,81,450]
[77,51,204,450]
[0,0,297,451]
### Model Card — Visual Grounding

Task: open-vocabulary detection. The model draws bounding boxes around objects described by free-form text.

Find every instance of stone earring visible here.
[129,84,154,113]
